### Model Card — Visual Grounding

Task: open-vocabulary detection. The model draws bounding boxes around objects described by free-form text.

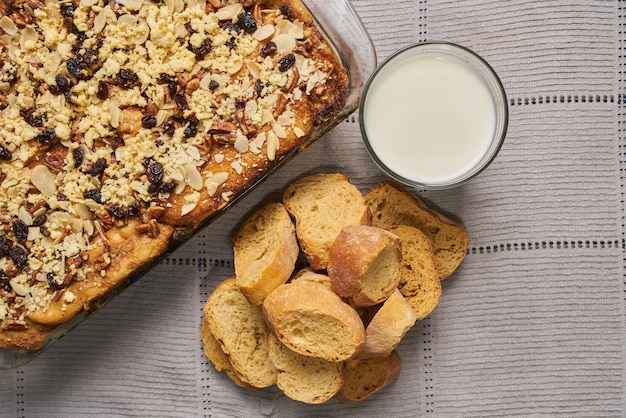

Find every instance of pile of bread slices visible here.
[200,173,469,404]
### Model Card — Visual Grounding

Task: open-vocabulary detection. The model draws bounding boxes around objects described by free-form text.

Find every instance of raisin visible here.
[194,38,212,60]
[158,73,177,84]
[146,162,164,184]
[40,227,50,237]
[72,147,84,168]
[128,203,142,218]
[226,37,237,50]
[96,80,109,100]
[238,12,257,33]
[90,158,107,176]
[20,108,44,127]
[173,93,188,110]
[115,69,139,88]
[64,91,78,106]
[66,58,87,78]
[260,41,277,58]
[278,54,296,72]
[0,144,12,161]
[36,128,57,144]
[0,238,11,258]
[60,3,75,18]
[82,48,99,66]
[234,99,245,110]
[279,6,292,17]
[163,122,175,136]
[12,220,29,241]
[0,271,11,292]
[184,22,195,34]
[9,247,28,270]
[84,189,102,203]
[32,215,47,227]
[255,80,267,97]
[316,104,335,124]
[223,21,241,33]
[149,181,176,194]
[108,205,128,219]
[54,74,71,94]
[209,80,219,90]
[140,114,157,129]
[47,273,64,291]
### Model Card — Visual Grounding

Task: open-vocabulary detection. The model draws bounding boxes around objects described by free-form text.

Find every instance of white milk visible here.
[362,53,497,186]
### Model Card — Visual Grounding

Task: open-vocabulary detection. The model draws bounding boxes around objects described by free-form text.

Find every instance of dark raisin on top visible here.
[47,273,64,292]
[142,114,157,129]
[279,5,292,17]
[209,80,219,90]
[183,117,199,138]
[90,158,107,176]
[278,53,296,72]
[36,128,57,144]
[108,205,128,219]
[223,21,241,33]
[60,3,76,18]
[32,215,47,227]
[0,270,11,292]
[238,12,257,33]
[0,144,12,161]
[72,146,84,168]
[173,93,188,110]
[146,162,164,184]
[260,41,277,58]
[0,237,11,258]
[12,219,29,241]
[83,189,102,204]
[20,108,44,127]
[9,246,28,270]
[96,80,109,100]
[66,58,89,79]
[115,69,139,88]
[194,38,212,60]
[163,122,175,136]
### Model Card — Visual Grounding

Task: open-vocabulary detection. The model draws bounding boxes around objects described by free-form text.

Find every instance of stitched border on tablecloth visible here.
[510,95,617,106]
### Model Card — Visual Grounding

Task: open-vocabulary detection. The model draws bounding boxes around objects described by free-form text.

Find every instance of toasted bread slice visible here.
[200,321,257,390]
[268,333,345,404]
[234,203,299,305]
[365,182,468,279]
[338,351,402,402]
[357,289,417,359]
[282,173,370,270]
[262,279,365,362]
[203,278,277,388]
[388,225,442,319]
[328,225,402,307]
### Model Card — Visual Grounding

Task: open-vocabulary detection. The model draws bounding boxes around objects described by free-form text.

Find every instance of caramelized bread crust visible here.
[0,0,348,349]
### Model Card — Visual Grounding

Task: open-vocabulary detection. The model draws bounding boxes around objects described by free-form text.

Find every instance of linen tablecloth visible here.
[1,1,625,416]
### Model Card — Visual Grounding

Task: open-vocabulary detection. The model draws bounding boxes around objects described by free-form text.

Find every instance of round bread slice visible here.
[365,182,469,279]
[388,225,442,320]
[357,289,417,359]
[262,279,365,362]
[234,203,299,305]
[328,225,402,307]
[337,351,402,402]
[282,173,371,270]
[268,333,345,404]
[200,321,257,390]
[203,278,278,388]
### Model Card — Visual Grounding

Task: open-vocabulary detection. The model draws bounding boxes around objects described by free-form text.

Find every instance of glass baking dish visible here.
[0,0,377,369]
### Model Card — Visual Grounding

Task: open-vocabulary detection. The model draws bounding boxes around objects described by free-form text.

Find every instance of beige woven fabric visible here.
[2,1,623,417]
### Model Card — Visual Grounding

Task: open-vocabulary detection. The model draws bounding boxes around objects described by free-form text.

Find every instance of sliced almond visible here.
[215,3,243,20]
[31,165,57,198]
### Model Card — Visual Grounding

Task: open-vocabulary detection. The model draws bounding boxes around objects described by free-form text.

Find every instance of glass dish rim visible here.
[359,41,509,190]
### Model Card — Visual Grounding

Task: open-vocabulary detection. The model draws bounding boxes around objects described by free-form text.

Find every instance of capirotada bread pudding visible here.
[0,0,348,350]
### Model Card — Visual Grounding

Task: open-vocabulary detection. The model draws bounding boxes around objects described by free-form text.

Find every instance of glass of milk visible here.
[360,42,508,189]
